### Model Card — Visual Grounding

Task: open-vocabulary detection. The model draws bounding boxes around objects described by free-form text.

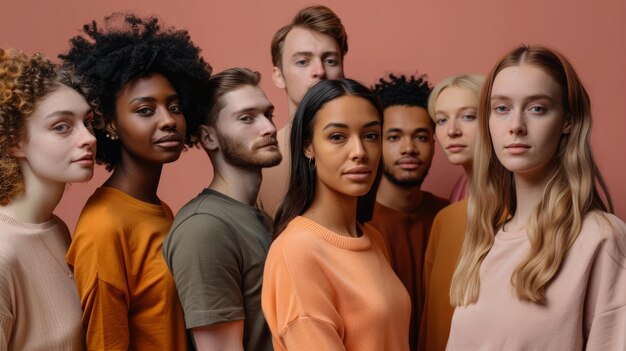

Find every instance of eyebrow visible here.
[129,94,179,105]
[233,104,275,116]
[322,120,381,130]
[491,94,554,102]
[45,109,93,120]
[291,50,339,59]
[385,127,432,134]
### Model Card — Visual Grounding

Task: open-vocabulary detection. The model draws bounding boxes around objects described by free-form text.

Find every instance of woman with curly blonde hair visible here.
[0,48,98,349]
[447,45,625,350]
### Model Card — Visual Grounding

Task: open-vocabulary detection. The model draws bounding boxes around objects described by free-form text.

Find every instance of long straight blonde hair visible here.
[450,45,613,306]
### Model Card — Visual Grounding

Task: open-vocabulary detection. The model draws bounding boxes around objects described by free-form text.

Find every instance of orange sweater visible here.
[66,187,188,351]
[262,216,411,351]
[418,199,467,351]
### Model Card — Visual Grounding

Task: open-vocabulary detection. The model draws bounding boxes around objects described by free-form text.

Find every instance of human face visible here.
[212,85,282,168]
[273,27,344,115]
[382,106,434,187]
[433,86,478,168]
[112,73,186,166]
[305,95,381,199]
[17,85,96,184]
[489,64,571,180]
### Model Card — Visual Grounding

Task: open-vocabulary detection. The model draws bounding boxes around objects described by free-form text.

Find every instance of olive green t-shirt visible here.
[163,189,273,351]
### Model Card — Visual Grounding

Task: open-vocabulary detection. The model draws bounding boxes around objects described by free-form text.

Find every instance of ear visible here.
[272,66,286,90]
[199,125,220,151]
[8,143,26,158]
[562,118,572,135]
[303,142,315,159]
[105,119,119,138]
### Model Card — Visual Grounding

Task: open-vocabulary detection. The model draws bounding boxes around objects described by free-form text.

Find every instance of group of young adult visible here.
[0,4,624,351]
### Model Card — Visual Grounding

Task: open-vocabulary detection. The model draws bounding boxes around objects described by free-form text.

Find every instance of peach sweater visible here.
[262,216,411,351]
[447,212,626,350]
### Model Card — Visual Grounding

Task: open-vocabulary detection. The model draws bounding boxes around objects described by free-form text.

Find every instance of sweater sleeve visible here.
[0,241,14,351]
[281,316,346,351]
[584,214,626,350]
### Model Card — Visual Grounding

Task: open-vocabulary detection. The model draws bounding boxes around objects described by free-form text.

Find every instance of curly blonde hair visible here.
[0,48,100,205]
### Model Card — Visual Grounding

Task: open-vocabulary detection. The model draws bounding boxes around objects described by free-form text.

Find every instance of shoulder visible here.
[435,198,468,220]
[579,211,626,268]
[423,191,451,211]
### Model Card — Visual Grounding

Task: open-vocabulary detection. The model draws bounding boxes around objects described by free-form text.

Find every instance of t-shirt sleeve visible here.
[165,214,244,329]
[281,317,347,351]
[67,213,131,350]
[584,214,626,350]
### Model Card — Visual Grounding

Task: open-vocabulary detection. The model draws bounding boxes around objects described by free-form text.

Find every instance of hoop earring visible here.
[308,158,316,172]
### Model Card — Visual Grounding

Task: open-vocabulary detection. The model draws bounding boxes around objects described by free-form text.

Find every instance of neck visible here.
[0,166,65,223]
[104,154,163,205]
[462,162,472,176]
[376,177,423,213]
[209,157,262,206]
[303,185,359,237]
[507,166,556,232]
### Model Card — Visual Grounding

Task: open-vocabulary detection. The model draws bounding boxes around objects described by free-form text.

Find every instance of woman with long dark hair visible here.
[447,45,625,350]
[262,79,410,351]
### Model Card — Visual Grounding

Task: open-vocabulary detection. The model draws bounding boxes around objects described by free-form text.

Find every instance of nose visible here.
[509,109,527,136]
[350,137,367,161]
[260,114,277,137]
[401,136,418,155]
[159,108,179,131]
[79,123,97,149]
[311,59,326,79]
[447,118,461,137]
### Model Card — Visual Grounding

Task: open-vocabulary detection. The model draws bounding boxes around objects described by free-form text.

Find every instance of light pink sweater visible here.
[0,213,83,350]
[447,212,626,350]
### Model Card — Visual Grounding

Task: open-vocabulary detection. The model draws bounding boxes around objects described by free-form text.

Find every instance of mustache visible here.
[254,136,278,148]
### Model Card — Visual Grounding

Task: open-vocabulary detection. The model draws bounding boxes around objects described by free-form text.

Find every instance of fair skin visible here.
[377,105,435,213]
[2,85,96,223]
[200,84,281,206]
[194,84,280,350]
[489,64,571,232]
[304,95,381,237]
[272,27,344,117]
[433,86,479,174]
[104,73,185,204]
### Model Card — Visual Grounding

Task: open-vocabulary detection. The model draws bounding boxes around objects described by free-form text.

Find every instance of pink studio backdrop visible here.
[1,0,624,230]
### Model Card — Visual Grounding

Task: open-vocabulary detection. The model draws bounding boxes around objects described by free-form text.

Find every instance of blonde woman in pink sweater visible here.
[447,45,625,350]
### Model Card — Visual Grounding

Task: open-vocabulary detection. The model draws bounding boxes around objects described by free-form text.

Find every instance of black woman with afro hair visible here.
[61,13,212,350]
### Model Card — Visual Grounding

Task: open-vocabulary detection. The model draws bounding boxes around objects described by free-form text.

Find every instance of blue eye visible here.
[435,118,447,126]
[53,123,71,133]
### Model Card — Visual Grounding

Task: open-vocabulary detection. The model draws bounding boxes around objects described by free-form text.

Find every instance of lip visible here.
[73,153,94,165]
[343,166,372,182]
[258,140,279,149]
[505,143,531,155]
[154,133,183,148]
[395,157,422,170]
[446,144,467,153]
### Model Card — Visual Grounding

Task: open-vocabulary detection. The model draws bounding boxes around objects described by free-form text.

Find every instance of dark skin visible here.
[103,73,186,204]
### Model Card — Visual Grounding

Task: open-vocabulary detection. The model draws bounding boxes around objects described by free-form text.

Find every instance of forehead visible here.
[383,105,432,131]
[492,64,561,99]
[435,86,477,112]
[119,73,176,99]
[31,85,90,119]
[220,85,272,114]
[282,27,341,58]
[314,95,380,128]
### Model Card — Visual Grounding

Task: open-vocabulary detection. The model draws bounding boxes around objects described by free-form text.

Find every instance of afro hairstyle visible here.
[371,73,432,111]
[59,13,212,170]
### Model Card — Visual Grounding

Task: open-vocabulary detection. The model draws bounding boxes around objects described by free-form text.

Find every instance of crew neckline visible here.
[291,216,372,251]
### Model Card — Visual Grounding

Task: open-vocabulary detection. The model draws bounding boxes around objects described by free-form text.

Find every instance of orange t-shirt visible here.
[66,187,188,350]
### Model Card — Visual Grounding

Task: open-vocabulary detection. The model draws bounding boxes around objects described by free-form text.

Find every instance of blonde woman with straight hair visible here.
[427,74,484,202]
[447,45,625,350]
